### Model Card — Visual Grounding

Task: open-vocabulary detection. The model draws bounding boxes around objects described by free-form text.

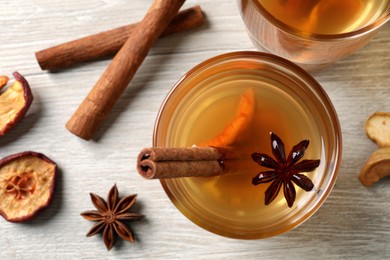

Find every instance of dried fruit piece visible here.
[0,76,9,90]
[359,147,390,186]
[199,88,256,147]
[365,112,390,148]
[305,0,362,33]
[0,151,57,222]
[0,72,33,136]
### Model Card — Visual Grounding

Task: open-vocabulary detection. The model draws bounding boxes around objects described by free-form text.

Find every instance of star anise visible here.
[251,132,320,208]
[81,184,144,250]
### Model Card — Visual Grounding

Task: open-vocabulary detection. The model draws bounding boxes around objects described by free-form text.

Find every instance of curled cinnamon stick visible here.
[137,147,225,179]
[66,0,185,140]
[35,6,204,71]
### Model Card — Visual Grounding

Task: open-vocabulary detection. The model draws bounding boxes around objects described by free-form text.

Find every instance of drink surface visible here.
[165,64,323,227]
[257,0,389,34]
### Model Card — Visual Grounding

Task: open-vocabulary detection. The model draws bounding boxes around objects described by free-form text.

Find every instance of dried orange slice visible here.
[305,0,362,34]
[199,88,256,147]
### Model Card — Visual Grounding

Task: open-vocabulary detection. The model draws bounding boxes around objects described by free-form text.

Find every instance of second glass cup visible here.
[238,0,390,71]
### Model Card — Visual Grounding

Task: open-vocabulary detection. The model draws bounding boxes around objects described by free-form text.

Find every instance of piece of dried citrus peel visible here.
[304,0,362,34]
[198,88,256,147]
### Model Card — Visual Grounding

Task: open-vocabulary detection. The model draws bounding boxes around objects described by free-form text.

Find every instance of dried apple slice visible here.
[0,72,33,136]
[0,151,57,222]
[365,112,390,148]
[359,147,390,186]
[199,88,256,147]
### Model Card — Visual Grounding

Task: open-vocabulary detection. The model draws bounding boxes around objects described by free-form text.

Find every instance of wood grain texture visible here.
[35,5,205,70]
[0,0,389,259]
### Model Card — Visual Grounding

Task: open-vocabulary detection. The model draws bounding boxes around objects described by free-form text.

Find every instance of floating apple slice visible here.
[0,72,33,136]
[0,152,57,222]
[199,88,256,147]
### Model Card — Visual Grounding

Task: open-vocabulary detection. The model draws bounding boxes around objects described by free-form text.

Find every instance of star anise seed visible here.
[251,132,320,208]
[81,184,144,251]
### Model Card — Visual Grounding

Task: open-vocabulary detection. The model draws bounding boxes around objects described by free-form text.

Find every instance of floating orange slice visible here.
[305,0,362,34]
[199,88,256,147]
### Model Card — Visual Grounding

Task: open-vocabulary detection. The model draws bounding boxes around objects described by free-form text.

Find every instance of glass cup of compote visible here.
[154,52,342,238]
[238,0,390,71]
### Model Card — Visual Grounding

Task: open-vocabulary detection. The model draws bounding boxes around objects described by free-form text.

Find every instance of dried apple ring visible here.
[0,152,57,222]
[0,72,33,136]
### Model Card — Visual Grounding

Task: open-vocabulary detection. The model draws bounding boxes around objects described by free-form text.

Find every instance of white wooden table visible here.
[0,1,389,259]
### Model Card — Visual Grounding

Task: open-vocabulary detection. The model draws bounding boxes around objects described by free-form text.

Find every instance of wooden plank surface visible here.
[0,0,389,259]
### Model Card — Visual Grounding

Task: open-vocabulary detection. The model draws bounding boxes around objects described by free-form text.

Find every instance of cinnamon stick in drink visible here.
[137,147,226,179]
[35,6,204,71]
[66,0,185,140]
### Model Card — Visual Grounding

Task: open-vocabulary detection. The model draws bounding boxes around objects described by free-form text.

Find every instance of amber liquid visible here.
[164,63,325,229]
[257,0,389,34]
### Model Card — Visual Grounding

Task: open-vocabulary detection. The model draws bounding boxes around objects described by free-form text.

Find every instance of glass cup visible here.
[238,0,390,71]
[153,52,342,238]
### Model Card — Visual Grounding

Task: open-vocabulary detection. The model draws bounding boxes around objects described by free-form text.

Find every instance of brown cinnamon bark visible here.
[137,147,225,179]
[65,0,185,140]
[35,6,204,71]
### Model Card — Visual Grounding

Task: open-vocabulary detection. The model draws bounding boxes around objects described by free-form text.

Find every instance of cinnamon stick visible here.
[137,147,226,179]
[65,0,185,140]
[35,6,204,71]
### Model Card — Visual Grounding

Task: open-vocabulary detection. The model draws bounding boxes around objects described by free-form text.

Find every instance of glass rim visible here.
[250,0,390,40]
[153,51,343,238]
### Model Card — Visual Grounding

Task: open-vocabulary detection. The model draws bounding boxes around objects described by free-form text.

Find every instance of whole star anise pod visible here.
[81,184,144,250]
[251,132,320,208]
